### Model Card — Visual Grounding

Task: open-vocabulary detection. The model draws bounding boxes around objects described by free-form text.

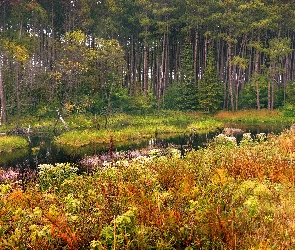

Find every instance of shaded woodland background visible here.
[1,0,295,123]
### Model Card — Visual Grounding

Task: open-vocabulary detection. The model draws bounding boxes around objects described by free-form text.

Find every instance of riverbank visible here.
[0,109,292,169]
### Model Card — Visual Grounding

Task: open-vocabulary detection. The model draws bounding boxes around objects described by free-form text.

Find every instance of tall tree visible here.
[0,53,6,124]
[198,46,222,113]
[264,38,292,111]
[178,41,197,111]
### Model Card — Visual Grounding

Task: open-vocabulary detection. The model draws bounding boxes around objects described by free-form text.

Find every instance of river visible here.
[0,124,288,170]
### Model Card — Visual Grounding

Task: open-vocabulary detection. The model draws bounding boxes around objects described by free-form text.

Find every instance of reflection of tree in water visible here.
[0,125,286,175]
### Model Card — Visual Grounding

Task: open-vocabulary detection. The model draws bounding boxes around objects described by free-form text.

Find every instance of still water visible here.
[0,124,287,170]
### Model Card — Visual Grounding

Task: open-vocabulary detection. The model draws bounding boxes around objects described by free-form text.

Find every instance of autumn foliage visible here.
[1,130,295,249]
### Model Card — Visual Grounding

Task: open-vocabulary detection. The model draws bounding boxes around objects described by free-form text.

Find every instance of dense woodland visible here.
[1,0,295,124]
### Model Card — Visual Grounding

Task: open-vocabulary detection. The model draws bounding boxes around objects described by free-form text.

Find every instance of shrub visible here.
[3,130,295,249]
[38,163,79,191]
[281,103,295,117]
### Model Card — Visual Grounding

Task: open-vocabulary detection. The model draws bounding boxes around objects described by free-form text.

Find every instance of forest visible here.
[3,1,295,249]
[1,0,295,123]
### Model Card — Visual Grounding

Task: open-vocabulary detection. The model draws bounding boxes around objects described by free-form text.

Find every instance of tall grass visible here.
[215,109,291,125]
[54,112,223,150]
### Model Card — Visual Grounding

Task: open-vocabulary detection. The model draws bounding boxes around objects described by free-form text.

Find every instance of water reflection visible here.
[0,124,287,169]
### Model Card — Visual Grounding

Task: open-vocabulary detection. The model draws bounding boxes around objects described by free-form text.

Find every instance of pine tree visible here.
[178,42,198,111]
[198,46,222,113]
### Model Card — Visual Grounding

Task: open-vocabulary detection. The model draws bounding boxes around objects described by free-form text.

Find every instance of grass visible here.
[0,109,292,155]
[54,111,223,150]
[0,136,29,153]
[214,109,292,125]
[1,129,295,248]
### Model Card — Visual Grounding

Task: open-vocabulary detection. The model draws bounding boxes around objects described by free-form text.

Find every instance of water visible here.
[0,125,287,170]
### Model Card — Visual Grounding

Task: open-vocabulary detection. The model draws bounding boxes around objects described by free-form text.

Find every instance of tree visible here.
[264,38,292,111]
[87,38,126,125]
[213,0,245,112]
[0,53,6,124]
[239,73,268,109]
[178,42,197,111]
[198,46,222,113]
[239,0,272,111]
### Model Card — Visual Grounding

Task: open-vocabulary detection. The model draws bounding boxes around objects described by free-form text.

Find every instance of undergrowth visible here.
[1,129,295,248]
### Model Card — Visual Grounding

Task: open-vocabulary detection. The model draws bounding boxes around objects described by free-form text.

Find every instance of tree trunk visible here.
[143,44,148,96]
[163,30,169,104]
[130,35,135,95]
[193,24,199,85]
[271,73,275,110]
[15,63,21,124]
[227,40,234,113]
[0,56,6,124]
[268,65,272,112]
[254,31,261,111]
[158,36,165,110]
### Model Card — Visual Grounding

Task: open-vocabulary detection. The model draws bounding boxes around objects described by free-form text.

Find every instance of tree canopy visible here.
[1,0,295,121]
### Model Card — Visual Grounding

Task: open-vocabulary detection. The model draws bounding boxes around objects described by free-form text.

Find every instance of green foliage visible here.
[3,130,295,248]
[274,85,285,108]
[198,47,223,113]
[281,103,295,118]
[178,42,198,111]
[1,0,295,123]
[286,82,295,105]
[121,93,157,115]
[38,163,79,191]
[0,136,28,153]
[163,83,181,110]
[239,74,268,109]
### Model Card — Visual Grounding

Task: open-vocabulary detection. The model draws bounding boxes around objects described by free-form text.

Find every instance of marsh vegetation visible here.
[0,110,294,249]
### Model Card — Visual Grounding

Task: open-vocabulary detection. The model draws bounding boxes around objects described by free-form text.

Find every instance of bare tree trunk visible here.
[143,44,148,96]
[129,35,136,96]
[254,31,261,111]
[271,73,275,110]
[227,39,234,113]
[284,54,291,103]
[248,46,253,82]
[204,36,208,69]
[15,63,21,124]
[175,38,180,83]
[163,30,169,104]
[0,56,6,124]
[158,36,165,110]
[193,24,199,85]
[268,65,272,112]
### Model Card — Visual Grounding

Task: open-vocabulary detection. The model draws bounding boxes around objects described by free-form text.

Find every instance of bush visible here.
[3,131,295,249]
[281,103,295,117]
[38,163,79,191]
